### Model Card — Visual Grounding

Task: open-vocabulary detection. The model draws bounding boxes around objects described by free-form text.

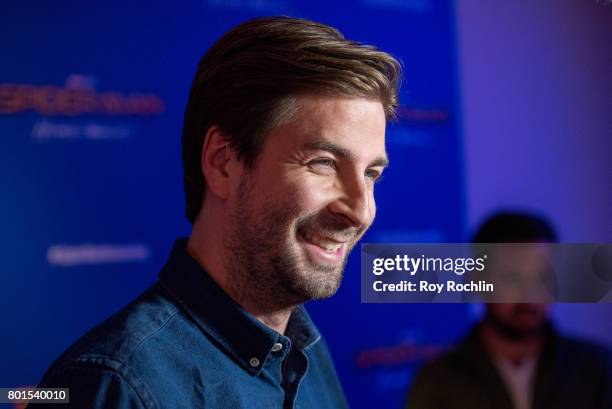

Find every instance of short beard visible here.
[484,307,547,341]
[223,175,353,313]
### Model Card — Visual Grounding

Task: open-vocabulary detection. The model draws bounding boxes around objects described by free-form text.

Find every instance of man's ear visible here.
[201,125,240,200]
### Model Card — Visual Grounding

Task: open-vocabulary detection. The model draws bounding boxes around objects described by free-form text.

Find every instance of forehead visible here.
[491,244,551,266]
[264,95,387,158]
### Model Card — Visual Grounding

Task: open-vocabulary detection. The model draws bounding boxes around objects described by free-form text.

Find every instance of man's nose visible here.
[327,171,373,228]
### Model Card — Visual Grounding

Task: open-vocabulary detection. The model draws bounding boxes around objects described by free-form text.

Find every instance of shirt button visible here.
[271,342,283,352]
[249,357,260,367]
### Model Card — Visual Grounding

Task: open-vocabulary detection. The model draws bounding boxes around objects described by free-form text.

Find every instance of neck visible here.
[480,322,544,365]
[253,309,293,334]
[187,207,293,335]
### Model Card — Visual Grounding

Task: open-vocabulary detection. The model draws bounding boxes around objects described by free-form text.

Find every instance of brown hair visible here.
[182,16,401,223]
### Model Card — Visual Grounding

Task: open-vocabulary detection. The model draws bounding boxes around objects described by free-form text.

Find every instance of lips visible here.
[298,229,345,252]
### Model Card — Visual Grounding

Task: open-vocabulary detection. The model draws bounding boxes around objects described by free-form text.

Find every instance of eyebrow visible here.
[302,139,390,169]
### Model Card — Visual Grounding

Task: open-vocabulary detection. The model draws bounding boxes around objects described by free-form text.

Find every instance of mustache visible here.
[511,304,545,316]
[296,211,364,242]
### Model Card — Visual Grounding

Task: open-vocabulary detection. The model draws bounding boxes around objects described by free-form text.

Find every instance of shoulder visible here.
[404,345,473,409]
[557,334,611,355]
[32,364,151,409]
[43,282,181,374]
[36,282,185,407]
[555,334,612,372]
[408,331,488,401]
[412,346,469,386]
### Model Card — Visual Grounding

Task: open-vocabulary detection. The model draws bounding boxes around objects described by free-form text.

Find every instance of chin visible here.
[289,261,344,300]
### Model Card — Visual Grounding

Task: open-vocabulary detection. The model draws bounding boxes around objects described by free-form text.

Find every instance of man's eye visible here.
[365,168,383,183]
[308,158,336,171]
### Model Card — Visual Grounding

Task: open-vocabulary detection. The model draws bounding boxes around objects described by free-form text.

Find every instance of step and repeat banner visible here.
[1,1,466,408]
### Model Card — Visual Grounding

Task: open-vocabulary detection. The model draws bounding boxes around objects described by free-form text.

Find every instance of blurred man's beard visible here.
[223,175,361,312]
[484,305,547,341]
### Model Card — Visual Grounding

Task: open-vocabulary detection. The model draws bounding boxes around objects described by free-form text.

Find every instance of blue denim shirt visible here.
[32,238,349,408]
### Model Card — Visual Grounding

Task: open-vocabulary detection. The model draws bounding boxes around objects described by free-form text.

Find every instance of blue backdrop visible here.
[1,1,468,408]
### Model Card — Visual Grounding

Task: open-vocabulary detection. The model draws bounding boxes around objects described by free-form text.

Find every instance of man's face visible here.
[484,243,556,303]
[225,95,387,308]
[483,244,553,340]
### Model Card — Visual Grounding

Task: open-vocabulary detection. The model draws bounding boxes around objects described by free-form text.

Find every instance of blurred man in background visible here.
[406,212,612,409]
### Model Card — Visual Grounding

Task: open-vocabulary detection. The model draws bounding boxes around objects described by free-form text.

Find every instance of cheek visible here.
[292,180,332,211]
[369,191,377,218]
[278,171,338,208]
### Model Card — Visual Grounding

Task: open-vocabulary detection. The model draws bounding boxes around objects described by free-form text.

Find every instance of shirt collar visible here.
[158,238,321,374]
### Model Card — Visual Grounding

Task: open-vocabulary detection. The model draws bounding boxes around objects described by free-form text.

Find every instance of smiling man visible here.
[201,96,388,319]
[32,16,400,408]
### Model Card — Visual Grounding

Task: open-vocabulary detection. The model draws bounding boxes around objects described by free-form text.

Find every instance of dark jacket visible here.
[405,324,612,409]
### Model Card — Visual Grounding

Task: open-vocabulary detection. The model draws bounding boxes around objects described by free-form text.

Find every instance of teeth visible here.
[301,230,342,252]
